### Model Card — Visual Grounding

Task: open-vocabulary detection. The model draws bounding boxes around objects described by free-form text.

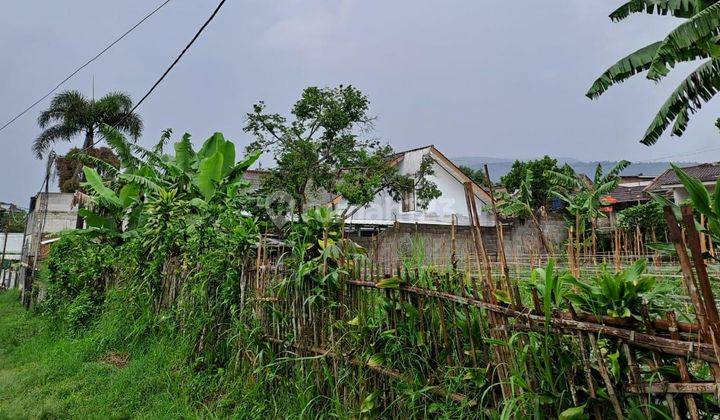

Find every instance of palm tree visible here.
[34,90,143,159]
[589,1,720,145]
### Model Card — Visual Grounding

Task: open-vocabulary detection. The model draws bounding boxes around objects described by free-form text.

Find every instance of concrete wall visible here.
[25,192,77,258]
[348,215,567,268]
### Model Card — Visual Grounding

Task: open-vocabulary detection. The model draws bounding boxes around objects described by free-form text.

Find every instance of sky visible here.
[2,0,720,206]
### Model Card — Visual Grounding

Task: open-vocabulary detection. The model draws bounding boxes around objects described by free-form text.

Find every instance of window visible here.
[402,189,416,212]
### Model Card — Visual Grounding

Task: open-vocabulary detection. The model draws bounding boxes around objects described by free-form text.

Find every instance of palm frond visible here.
[33,124,81,159]
[37,90,88,128]
[642,58,720,145]
[609,0,701,22]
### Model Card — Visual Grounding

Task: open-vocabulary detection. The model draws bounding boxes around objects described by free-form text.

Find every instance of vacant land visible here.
[0,291,200,419]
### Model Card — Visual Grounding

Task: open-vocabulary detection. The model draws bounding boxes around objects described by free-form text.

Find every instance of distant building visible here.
[21,192,77,265]
[644,163,720,204]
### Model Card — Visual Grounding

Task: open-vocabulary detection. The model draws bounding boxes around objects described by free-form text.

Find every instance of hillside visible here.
[452,156,701,182]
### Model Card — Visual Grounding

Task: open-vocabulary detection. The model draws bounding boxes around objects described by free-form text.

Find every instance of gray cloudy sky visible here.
[2,1,720,206]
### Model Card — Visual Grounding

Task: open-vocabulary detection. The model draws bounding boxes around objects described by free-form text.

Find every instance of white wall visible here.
[672,184,715,204]
[338,148,495,227]
[0,233,23,259]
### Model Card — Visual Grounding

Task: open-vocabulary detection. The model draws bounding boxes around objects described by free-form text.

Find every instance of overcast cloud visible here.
[1,1,719,206]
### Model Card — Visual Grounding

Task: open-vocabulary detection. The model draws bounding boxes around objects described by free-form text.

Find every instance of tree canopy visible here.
[35,90,143,159]
[458,165,491,189]
[244,85,440,217]
[500,156,574,209]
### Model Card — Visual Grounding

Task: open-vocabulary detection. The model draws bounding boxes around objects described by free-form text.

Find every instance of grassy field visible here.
[0,291,202,419]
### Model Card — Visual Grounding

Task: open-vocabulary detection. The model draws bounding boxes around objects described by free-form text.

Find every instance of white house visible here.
[331,145,495,227]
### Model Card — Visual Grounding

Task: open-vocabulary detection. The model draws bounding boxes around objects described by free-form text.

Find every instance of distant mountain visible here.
[452,156,699,183]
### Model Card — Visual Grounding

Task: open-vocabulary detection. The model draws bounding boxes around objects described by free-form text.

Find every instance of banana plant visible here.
[75,126,261,238]
[494,169,553,253]
[589,0,720,145]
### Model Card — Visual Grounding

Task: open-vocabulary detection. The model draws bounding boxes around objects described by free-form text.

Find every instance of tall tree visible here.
[588,1,720,145]
[34,90,143,159]
[244,85,440,218]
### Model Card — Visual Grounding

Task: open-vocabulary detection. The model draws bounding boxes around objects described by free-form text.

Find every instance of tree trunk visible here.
[75,130,95,229]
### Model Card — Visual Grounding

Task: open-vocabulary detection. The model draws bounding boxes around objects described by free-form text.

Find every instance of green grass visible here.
[0,291,202,419]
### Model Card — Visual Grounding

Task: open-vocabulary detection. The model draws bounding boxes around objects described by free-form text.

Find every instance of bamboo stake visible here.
[668,312,700,420]
[588,333,624,420]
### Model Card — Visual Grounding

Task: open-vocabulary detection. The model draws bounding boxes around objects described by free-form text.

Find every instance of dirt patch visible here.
[100,352,129,368]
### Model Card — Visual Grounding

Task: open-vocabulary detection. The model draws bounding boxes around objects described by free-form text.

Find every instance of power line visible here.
[29,0,228,205]
[79,0,229,153]
[645,146,720,162]
[0,0,172,134]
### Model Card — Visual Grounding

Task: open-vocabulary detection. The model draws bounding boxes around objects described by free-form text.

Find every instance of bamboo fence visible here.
[241,196,720,417]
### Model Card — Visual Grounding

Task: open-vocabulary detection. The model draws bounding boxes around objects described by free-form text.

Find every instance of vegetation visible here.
[500,156,574,209]
[589,1,720,144]
[55,147,120,192]
[0,207,26,233]
[616,200,666,234]
[34,90,143,159]
[244,85,440,218]
[494,169,553,253]
[458,165,491,188]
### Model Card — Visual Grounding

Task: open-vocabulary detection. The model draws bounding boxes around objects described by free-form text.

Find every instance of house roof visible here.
[645,163,720,192]
[243,145,493,208]
[602,185,650,205]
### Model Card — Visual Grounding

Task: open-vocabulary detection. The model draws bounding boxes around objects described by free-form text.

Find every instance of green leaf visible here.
[78,209,117,232]
[587,42,661,99]
[493,290,513,305]
[609,0,698,22]
[360,391,379,413]
[119,184,140,207]
[197,132,225,161]
[367,353,385,367]
[82,166,121,209]
[558,403,587,420]
[376,276,402,289]
[641,59,720,145]
[173,133,195,171]
[220,139,235,176]
[648,4,720,80]
[196,151,224,200]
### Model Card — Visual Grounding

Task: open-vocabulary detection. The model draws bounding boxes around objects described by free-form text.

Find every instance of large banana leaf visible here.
[648,4,720,80]
[196,150,224,200]
[220,139,236,176]
[82,166,122,209]
[642,59,720,145]
[587,42,661,98]
[197,132,226,162]
[610,0,701,22]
